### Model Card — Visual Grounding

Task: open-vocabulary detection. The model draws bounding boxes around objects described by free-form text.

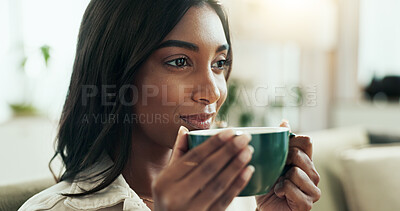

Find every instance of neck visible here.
[122,128,172,198]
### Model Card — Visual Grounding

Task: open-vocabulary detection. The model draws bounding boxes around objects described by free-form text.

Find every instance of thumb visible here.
[169,125,189,165]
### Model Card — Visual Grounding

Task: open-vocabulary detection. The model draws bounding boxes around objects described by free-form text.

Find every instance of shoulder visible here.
[226,196,257,211]
[19,183,125,211]
[18,181,124,211]
[18,175,150,211]
[18,181,70,211]
[19,156,150,211]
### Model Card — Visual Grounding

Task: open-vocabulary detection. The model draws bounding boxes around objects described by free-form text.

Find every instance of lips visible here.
[179,113,215,130]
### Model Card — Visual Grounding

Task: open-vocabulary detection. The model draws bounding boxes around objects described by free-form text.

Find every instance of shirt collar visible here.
[63,155,150,211]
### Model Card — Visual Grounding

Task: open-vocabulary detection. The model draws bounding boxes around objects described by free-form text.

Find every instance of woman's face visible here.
[133,5,229,148]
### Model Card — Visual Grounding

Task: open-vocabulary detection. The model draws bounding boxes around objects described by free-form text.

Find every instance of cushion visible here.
[368,132,400,144]
[0,178,55,211]
[338,144,400,211]
[308,126,369,211]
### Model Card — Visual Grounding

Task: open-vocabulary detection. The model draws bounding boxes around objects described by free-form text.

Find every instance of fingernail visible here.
[238,149,251,163]
[179,126,188,135]
[234,130,244,136]
[242,165,255,180]
[249,165,255,173]
[218,129,235,142]
[248,145,254,154]
[233,133,251,148]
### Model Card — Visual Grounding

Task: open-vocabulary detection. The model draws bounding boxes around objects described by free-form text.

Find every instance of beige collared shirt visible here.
[19,155,257,211]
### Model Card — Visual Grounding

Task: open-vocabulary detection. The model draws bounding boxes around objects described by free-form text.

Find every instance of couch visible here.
[0,178,55,211]
[2,126,399,211]
[308,126,400,211]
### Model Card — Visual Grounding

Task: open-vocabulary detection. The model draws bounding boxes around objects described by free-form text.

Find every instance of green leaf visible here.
[40,45,51,67]
[239,111,254,127]
[20,56,28,71]
[9,103,37,116]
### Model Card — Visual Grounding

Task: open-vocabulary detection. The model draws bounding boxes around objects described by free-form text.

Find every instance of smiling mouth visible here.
[179,113,215,130]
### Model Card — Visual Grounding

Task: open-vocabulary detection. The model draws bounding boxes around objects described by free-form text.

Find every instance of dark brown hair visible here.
[50,0,233,196]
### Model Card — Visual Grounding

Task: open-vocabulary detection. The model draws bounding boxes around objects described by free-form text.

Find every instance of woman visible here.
[20,0,320,210]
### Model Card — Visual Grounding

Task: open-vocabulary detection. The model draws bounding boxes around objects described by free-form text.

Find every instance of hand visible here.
[152,126,255,211]
[255,121,321,211]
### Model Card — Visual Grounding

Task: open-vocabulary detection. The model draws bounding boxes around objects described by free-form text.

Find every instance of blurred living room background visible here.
[0,0,399,210]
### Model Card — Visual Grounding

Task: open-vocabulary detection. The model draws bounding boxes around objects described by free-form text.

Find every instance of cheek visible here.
[134,62,179,115]
[216,77,228,110]
[137,76,191,114]
[134,76,187,148]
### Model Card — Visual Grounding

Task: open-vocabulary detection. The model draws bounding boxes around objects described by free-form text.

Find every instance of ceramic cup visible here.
[187,127,294,196]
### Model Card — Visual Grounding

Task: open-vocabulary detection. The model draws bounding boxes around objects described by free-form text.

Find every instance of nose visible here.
[191,68,221,105]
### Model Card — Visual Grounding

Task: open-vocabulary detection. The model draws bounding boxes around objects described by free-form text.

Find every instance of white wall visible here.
[358,0,400,85]
[335,0,360,101]
[224,0,338,132]
[0,0,90,121]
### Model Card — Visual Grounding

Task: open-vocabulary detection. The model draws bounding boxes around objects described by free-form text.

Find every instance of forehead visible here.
[162,4,227,47]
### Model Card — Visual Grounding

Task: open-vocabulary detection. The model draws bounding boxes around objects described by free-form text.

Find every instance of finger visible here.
[280,119,291,131]
[169,126,189,165]
[161,129,236,181]
[190,146,254,208]
[289,135,313,159]
[274,179,314,211]
[286,147,320,185]
[284,167,321,202]
[178,133,252,199]
[208,165,255,211]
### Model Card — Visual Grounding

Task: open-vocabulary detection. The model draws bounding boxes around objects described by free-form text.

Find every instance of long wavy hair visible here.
[50,0,233,196]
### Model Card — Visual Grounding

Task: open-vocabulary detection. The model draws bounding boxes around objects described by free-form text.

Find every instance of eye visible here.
[212,60,226,69]
[165,57,189,68]
[211,59,231,71]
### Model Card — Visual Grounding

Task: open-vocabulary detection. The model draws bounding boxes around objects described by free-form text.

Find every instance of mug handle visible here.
[280,132,296,176]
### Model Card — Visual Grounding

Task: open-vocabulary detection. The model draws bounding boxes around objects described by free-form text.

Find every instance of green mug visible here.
[187,127,294,196]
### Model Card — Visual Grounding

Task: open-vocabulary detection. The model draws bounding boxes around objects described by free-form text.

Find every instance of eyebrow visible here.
[156,40,229,53]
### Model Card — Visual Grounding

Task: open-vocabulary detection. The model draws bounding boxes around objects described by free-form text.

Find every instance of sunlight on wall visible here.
[221,0,337,131]
[0,0,14,122]
[0,0,90,120]
[358,0,400,85]
[225,0,337,50]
